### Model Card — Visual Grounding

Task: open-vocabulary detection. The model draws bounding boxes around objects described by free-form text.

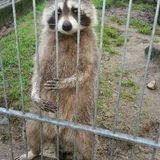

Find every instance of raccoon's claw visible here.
[14,157,26,160]
[44,79,63,90]
[14,157,20,160]
[38,99,57,113]
[39,99,51,107]
[32,96,57,113]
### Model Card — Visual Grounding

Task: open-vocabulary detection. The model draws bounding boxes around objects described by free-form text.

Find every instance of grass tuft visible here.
[130,19,152,35]
[110,16,125,25]
[96,24,125,55]
[110,15,153,35]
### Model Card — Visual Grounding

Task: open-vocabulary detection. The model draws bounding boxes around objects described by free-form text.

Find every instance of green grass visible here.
[96,24,125,55]
[98,67,138,112]
[113,0,128,8]
[110,15,153,35]
[130,18,152,35]
[99,75,114,98]
[121,78,138,101]
[132,3,155,12]
[155,26,160,35]
[0,3,44,110]
[0,0,45,27]
[93,0,113,8]
[92,0,130,8]
[110,16,126,25]
[115,36,125,46]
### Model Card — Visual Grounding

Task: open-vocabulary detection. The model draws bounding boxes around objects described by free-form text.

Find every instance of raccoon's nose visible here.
[62,21,72,31]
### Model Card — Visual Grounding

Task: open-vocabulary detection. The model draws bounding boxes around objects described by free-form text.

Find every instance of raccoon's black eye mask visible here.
[47,8,91,30]
[58,8,62,15]
[48,14,56,29]
[72,11,91,27]
[48,9,61,29]
[80,14,91,27]
[71,7,78,14]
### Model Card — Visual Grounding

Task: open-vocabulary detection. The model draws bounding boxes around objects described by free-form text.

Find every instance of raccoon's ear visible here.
[46,0,54,5]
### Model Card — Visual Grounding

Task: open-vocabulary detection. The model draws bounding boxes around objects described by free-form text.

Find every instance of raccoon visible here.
[18,0,98,159]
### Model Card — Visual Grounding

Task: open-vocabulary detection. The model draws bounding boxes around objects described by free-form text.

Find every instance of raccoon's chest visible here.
[47,40,77,79]
[59,52,77,77]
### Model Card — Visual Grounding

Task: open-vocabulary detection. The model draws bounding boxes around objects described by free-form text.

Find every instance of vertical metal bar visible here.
[110,1,132,159]
[151,127,160,160]
[39,121,44,158]
[11,0,25,114]
[112,0,133,134]
[11,0,28,158]
[32,1,44,159]
[130,144,135,160]
[55,0,60,159]
[73,0,81,159]
[131,0,160,159]
[0,42,14,160]
[133,0,160,138]
[92,0,106,160]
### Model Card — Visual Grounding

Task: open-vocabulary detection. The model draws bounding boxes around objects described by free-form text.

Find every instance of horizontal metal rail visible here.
[0,0,21,10]
[0,0,10,6]
[0,107,159,149]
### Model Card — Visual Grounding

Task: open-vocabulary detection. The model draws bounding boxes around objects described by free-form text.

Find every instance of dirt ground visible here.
[96,24,160,160]
[0,7,160,160]
[95,8,160,160]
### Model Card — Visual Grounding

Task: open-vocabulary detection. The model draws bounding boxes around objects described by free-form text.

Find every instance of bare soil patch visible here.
[96,22,160,160]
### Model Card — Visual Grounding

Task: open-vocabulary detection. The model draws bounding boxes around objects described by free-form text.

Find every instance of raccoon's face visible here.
[42,0,97,35]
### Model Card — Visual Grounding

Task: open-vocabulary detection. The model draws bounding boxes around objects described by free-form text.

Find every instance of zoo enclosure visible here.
[0,0,160,160]
[0,0,21,9]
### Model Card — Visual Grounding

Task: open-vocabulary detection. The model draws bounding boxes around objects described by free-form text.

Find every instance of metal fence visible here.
[0,0,160,159]
[0,0,10,8]
[0,0,21,9]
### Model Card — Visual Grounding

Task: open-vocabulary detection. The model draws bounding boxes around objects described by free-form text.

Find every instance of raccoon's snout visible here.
[62,21,72,32]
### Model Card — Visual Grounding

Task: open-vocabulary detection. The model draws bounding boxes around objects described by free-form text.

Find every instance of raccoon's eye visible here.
[72,8,78,14]
[57,8,62,15]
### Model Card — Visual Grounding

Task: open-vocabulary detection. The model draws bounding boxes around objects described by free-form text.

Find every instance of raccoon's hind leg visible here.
[59,145,73,160]
[60,129,93,160]
[27,121,41,156]
[15,121,41,160]
[76,132,93,160]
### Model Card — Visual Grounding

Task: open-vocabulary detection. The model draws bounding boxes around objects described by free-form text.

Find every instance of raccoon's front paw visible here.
[15,151,37,160]
[15,155,27,160]
[31,94,57,113]
[44,78,65,90]
[37,99,57,113]
[40,99,57,113]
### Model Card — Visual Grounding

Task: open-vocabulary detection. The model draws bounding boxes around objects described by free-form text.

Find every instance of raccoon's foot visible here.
[15,151,38,160]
